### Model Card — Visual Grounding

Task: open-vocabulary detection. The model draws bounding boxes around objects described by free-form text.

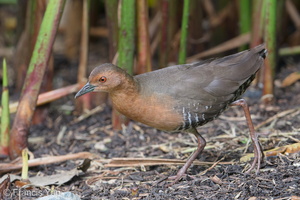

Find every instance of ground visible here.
[2,58,300,200]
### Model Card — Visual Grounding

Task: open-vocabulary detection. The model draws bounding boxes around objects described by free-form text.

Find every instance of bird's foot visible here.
[245,133,265,175]
[245,157,259,174]
[154,129,205,187]
[231,100,265,175]
[154,171,188,187]
[165,174,187,187]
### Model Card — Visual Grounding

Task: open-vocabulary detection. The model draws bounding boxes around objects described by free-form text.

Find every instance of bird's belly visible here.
[129,105,182,131]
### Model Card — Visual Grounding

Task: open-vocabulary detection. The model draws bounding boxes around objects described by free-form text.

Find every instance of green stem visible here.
[0,59,10,156]
[113,0,136,130]
[178,0,190,64]
[239,0,251,50]
[263,0,276,102]
[118,0,135,75]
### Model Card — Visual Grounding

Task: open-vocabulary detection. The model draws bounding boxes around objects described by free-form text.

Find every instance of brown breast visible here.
[110,92,183,131]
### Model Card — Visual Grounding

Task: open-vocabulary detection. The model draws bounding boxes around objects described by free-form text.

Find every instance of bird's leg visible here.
[167,128,206,186]
[230,99,264,174]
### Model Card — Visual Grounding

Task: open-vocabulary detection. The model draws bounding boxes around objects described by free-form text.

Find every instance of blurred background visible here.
[0,1,300,199]
[0,0,299,162]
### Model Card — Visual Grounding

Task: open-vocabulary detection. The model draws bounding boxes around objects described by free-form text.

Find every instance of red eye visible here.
[99,76,107,83]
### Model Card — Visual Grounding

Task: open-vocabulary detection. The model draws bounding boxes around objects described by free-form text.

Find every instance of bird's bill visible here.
[75,82,96,98]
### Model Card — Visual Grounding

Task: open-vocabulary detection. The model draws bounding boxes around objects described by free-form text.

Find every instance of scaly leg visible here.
[231,99,264,174]
[167,128,206,186]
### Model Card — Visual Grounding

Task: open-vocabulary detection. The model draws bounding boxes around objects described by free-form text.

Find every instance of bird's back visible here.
[135,44,266,130]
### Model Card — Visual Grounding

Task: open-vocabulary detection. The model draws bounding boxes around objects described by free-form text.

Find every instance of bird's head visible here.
[75,63,128,98]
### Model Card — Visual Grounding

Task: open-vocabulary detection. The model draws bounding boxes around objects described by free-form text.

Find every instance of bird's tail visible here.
[254,44,267,59]
[259,48,268,59]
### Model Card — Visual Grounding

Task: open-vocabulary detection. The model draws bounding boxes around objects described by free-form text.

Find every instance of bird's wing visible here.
[136,44,265,105]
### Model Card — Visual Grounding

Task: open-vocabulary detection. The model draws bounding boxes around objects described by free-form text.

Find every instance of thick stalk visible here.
[250,0,263,47]
[159,0,169,68]
[117,0,136,74]
[137,0,152,74]
[263,0,277,103]
[104,0,119,61]
[112,0,136,130]
[76,0,92,112]
[9,0,65,159]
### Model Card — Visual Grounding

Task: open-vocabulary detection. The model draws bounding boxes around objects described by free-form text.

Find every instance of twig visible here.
[187,33,251,62]
[199,157,225,176]
[71,104,105,124]
[202,0,216,23]
[279,46,300,56]
[149,11,161,40]
[0,152,96,174]
[105,157,233,167]
[255,107,300,130]
[286,0,300,29]
[0,84,80,115]
[89,27,109,37]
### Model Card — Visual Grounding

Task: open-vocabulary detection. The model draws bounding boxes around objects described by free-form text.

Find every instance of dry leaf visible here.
[240,143,300,162]
[0,168,79,187]
[0,159,90,187]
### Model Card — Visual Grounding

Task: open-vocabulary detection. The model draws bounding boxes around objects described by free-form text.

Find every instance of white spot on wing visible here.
[187,111,192,127]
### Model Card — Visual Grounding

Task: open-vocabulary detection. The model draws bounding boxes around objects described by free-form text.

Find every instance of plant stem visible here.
[112,0,136,130]
[105,0,119,61]
[263,0,277,103]
[137,0,152,74]
[239,0,251,50]
[118,0,135,75]
[178,0,190,64]
[9,0,66,159]
[0,59,10,156]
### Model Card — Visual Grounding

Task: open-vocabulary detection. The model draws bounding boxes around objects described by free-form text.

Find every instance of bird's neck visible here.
[109,77,141,114]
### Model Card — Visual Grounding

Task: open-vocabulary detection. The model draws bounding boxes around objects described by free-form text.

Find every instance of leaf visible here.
[240,143,300,162]
[0,166,85,187]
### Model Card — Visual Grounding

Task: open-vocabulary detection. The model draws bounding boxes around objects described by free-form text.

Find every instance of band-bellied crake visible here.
[75,44,267,185]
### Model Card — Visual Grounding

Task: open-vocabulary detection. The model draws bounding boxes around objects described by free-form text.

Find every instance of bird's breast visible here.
[110,92,183,131]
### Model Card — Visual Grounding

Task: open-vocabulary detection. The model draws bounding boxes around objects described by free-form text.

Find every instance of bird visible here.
[75,44,267,186]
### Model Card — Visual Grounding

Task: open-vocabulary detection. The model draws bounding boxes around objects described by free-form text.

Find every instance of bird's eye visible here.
[99,76,107,83]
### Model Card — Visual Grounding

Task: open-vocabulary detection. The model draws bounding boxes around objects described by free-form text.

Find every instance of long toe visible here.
[166,173,187,187]
[245,156,258,174]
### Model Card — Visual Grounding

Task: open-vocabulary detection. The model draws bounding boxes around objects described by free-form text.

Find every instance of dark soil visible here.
[3,57,300,200]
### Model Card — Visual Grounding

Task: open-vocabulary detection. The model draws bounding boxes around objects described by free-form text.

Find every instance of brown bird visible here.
[75,44,266,185]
